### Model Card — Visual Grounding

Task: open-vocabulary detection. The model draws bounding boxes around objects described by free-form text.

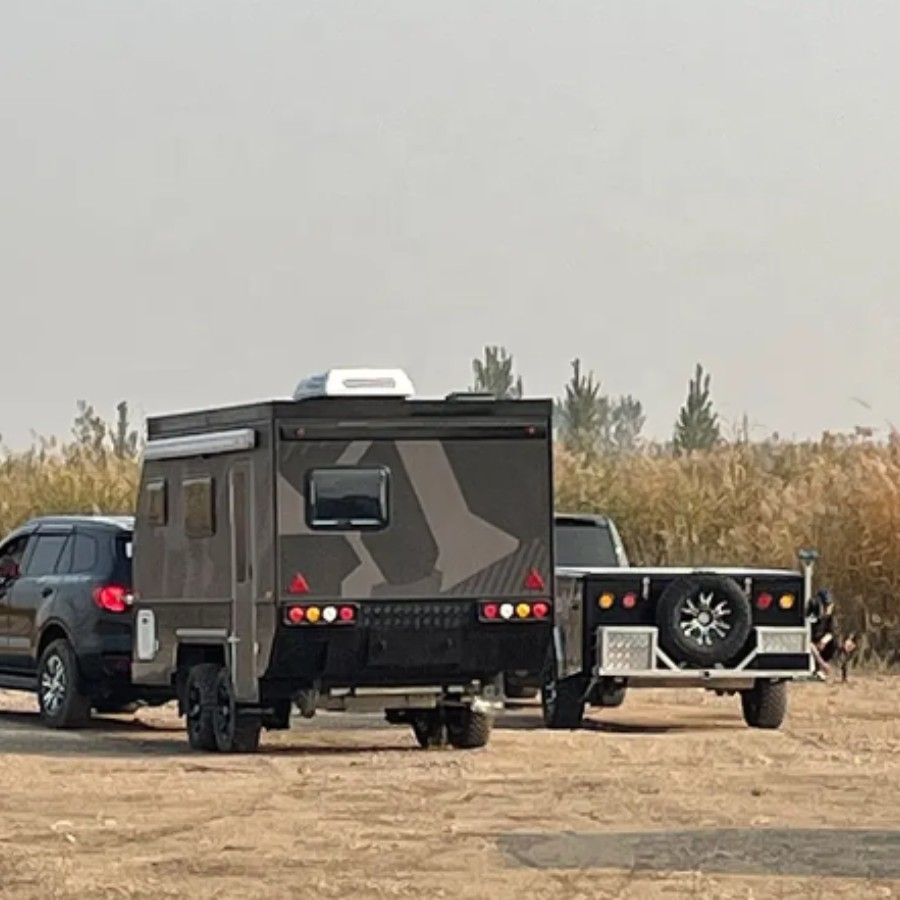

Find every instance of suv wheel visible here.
[37,639,91,729]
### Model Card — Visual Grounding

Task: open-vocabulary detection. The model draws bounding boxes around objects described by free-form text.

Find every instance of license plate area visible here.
[366,628,463,668]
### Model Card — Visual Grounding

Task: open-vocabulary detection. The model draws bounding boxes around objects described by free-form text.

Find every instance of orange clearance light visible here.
[524,569,545,591]
[287,606,305,624]
[288,573,310,595]
[779,593,796,609]
[599,593,615,609]
[306,606,321,623]
[516,603,531,619]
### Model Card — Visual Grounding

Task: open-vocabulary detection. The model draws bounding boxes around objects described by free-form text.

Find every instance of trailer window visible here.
[306,467,389,530]
[183,476,216,539]
[145,479,168,526]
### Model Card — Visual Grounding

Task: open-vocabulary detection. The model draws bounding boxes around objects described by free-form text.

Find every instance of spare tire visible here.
[656,574,753,667]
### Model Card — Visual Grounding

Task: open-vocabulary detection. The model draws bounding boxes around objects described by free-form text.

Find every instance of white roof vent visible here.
[292,367,416,400]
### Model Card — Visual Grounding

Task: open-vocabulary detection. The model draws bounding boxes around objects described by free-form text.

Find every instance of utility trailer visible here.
[130,369,555,753]
[542,550,819,730]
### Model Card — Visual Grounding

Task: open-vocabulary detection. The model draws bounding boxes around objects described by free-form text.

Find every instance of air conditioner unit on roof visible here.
[292,368,416,400]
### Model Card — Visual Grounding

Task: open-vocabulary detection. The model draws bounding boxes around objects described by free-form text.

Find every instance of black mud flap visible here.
[366,629,463,669]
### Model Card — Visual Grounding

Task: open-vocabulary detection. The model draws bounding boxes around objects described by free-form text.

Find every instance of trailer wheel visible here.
[447,709,493,749]
[541,648,587,729]
[411,712,448,749]
[184,663,220,751]
[740,680,788,729]
[656,574,753,667]
[212,668,261,753]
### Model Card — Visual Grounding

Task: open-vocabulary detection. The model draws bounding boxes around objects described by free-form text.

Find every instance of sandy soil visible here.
[1,676,898,900]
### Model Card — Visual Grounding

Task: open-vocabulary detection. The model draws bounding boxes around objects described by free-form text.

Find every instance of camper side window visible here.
[146,479,168,526]
[306,467,389,530]
[183,476,216,538]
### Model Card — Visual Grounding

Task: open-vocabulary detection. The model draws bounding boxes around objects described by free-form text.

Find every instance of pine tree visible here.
[470,345,523,398]
[554,358,610,457]
[610,394,645,453]
[673,362,720,454]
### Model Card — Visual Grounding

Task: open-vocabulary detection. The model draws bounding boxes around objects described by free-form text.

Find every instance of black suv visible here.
[0,514,170,728]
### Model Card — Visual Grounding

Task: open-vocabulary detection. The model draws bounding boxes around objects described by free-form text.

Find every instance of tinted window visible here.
[146,479,167,526]
[307,467,389,529]
[555,521,620,568]
[71,533,99,573]
[113,534,133,585]
[25,534,69,577]
[184,476,215,539]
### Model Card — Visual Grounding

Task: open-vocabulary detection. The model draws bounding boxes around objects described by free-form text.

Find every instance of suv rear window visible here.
[113,534,133,585]
[555,520,620,568]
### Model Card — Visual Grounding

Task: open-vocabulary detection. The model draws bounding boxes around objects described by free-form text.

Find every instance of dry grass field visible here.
[1,675,899,899]
[4,433,900,656]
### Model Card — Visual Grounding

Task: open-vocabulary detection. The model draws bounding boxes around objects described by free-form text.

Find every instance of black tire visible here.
[37,639,91,729]
[741,680,788,729]
[262,699,292,731]
[503,675,539,701]
[541,648,587,729]
[185,663,220,751]
[590,681,627,709]
[411,713,448,749]
[212,667,262,753]
[447,709,493,749]
[656,574,753,667]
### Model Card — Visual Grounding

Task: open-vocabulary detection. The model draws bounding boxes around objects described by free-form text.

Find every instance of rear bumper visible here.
[592,625,815,684]
[263,602,552,693]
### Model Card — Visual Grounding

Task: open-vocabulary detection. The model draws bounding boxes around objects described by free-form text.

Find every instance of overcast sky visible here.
[2,1,898,448]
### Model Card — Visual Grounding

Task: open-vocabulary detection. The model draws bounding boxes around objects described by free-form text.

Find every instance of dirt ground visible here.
[1,677,899,900]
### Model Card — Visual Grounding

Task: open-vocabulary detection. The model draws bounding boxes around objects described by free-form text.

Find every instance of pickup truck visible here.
[503,512,630,701]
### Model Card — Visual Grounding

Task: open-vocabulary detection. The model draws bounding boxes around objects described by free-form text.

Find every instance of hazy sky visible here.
[2,1,899,448]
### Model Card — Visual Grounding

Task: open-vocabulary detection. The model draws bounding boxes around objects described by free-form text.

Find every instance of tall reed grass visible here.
[2,429,899,662]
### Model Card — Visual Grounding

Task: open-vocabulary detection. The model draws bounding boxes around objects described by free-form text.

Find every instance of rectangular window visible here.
[306,467,389,530]
[232,468,249,583]
[183,476,215,539]
[146,479,168,526]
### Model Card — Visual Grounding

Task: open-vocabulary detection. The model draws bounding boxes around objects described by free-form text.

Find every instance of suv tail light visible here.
[93,585,131,613]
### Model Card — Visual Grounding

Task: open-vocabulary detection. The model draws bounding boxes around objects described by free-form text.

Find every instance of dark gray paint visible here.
[131,397,553,703]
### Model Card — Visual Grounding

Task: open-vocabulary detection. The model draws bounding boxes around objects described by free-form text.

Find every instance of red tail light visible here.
[479,599,551,622]
[622,593,637,609]
[756,592,773,610]
[288,573,310,595]
[93,585,130,613]
[524,569,545,591]
[283,603,358,626]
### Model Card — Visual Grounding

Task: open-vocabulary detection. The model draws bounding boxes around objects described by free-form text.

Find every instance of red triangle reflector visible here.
[524,569,545,591]
[288,573,309,595]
